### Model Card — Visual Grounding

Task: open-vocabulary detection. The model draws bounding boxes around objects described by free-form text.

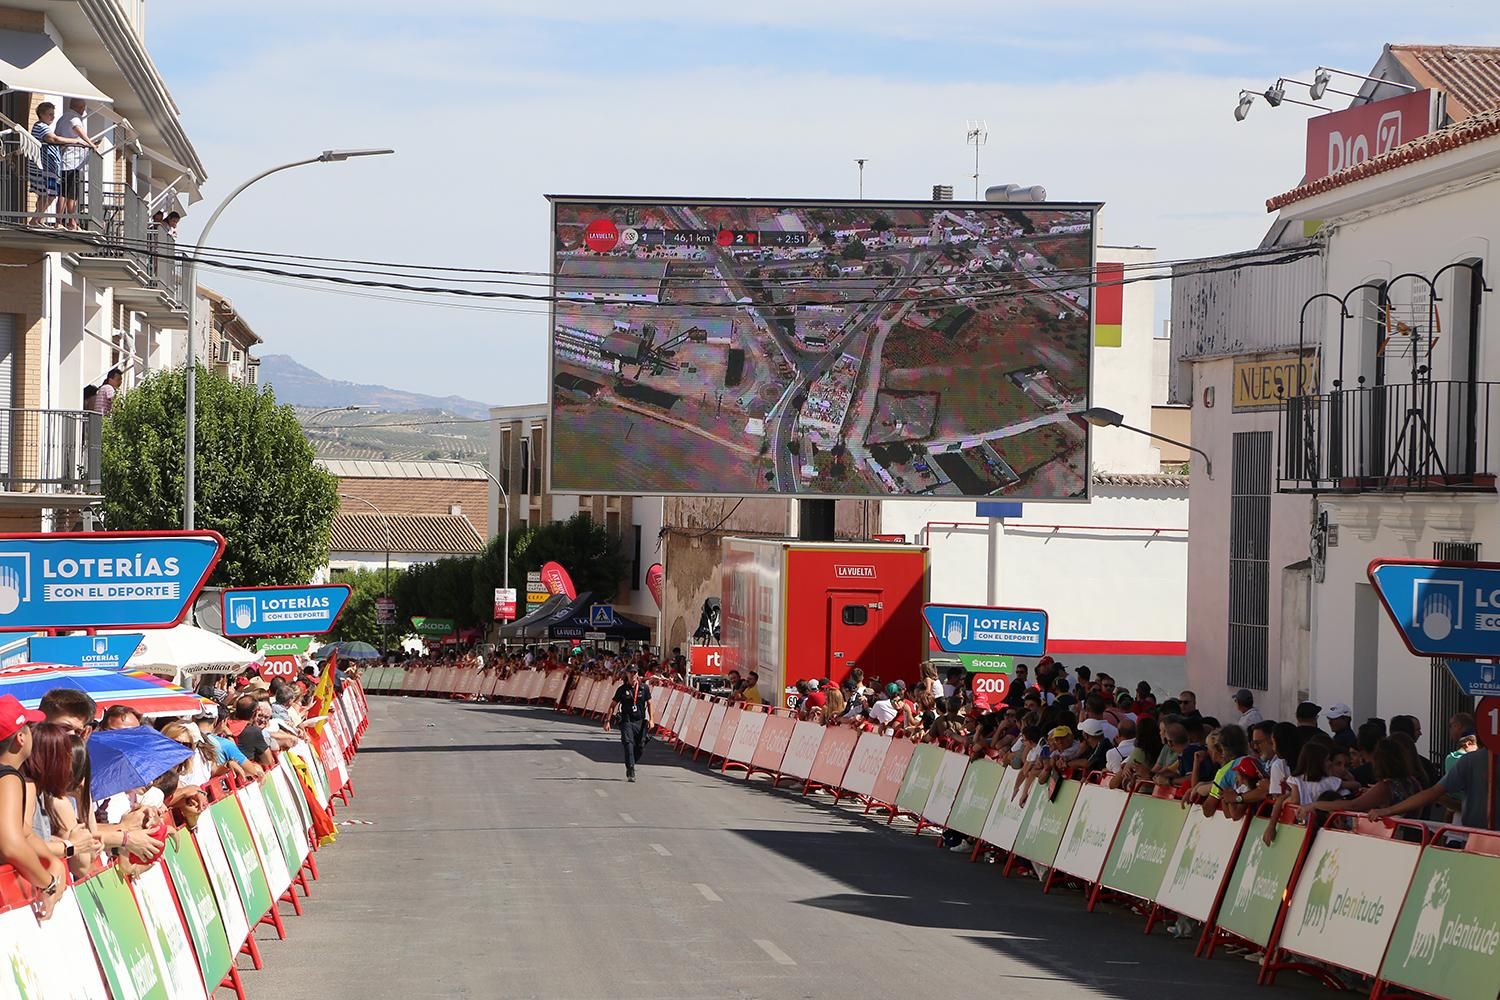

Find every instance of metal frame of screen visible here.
[545,194,1101,502]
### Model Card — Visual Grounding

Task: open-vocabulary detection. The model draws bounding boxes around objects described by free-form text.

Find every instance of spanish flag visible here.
[312,651,338,721]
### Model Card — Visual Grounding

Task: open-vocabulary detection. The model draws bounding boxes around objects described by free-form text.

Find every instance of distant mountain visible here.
[259,354,492,419]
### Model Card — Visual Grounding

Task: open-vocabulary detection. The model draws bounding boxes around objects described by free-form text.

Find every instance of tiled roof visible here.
[1266,105,1500,212]
[330,513,484,555]
[335,479,489,538]
[1093,472,1191,489]
[1389,44,1500,121]
[318,460,487,479]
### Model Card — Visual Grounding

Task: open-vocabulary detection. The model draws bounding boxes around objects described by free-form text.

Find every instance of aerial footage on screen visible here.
[548,197,1097,499]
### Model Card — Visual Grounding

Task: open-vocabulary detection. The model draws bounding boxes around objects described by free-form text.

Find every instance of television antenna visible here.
[965,120,988,200]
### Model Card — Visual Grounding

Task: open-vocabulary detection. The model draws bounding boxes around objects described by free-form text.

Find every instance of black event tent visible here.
[497,592,570,639]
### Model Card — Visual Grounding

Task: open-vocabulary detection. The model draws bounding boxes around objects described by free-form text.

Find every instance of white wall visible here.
[1184,357,1314,723]
[1092,245,1158,474]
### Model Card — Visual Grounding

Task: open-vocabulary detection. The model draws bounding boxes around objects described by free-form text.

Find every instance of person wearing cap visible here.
[0,693,65,919]
[1077,718,1114,773]
[868,684,900,732]
[603,664,652,782]
[802,679,827,721]
[1233,689,1264,727]
[1325,703,1356,749]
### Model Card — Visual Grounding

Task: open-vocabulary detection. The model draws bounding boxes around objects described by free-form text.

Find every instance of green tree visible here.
[506,513,627,602]
[101,367,338,587]
[327,567,390,647]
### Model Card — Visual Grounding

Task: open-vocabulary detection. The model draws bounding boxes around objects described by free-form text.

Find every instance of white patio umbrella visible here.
[96,623,262,683]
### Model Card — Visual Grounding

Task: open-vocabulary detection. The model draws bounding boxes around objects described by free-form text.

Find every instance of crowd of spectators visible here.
[0,663,343,920]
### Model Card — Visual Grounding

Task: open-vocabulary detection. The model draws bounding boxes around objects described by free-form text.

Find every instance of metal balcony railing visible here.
[96,181,185,307]
[0,409,103,496]
[0,135,105,233]
[1278,379,1497,493]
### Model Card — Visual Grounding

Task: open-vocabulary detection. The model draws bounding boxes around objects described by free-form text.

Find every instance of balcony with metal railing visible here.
[1278,378,1498,494]
[79,179,186,322]
[0,409,102,502]
[0,132,106,248]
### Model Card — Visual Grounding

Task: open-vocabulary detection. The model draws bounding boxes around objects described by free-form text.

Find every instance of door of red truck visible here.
[826,590,883,684]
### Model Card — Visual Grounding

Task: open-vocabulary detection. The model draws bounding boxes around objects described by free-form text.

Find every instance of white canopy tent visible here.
[96,623,262,684]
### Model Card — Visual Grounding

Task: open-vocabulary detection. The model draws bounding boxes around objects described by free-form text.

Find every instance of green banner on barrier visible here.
[1099,793,1189,900]
[894,744,945,817]
[1381,848,1500,1000]
[1011,778,1082,865]
[162,828,236,988]
[1216,817,1306,948]
[947,758,1005,839]
[210,797,274,922]
[74,867,169,1000]
[261,770,308,871]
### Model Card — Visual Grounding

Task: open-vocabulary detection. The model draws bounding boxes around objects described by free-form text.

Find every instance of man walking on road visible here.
[603,663,652,782]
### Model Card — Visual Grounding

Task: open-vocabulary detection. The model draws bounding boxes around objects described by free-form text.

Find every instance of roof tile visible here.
[331,513,484,555]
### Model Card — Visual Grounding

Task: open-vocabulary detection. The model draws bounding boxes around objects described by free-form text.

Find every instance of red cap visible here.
[0,694,44,741]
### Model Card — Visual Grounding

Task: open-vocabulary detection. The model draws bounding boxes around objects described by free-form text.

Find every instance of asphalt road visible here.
[248,697,1309,1000]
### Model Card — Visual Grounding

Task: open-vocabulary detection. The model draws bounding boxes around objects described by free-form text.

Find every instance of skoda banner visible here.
[0,530,223,631]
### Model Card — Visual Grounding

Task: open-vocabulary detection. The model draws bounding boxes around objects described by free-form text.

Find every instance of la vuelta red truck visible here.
[720,537,929,707]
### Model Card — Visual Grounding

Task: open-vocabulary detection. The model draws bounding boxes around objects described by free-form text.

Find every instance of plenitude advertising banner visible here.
[548,197,1098,500]
[1010,778,1083,866]
[1216,817,1310,949]
[894,743,944,818]
[1052,781,1130,882]
[1380,847,1500,1000]
[1099,793,1190,901]
[946,758,1006,839]
[74,866,170,1000]
[1154,806,1246,922]
[162,829,236,987]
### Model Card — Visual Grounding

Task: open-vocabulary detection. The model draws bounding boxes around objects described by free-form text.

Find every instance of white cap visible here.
[806,679,819,690]
[1079,718,1110,737]
[1325,703,1352,719]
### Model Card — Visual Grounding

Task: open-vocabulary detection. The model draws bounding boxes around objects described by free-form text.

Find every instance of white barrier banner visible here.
[683,699,712,750]
[699,702,728,752]
[238,784,294,898]
[780,721,827,781]
[1279,828,1422,976]
[922,750,971,827]
[670,691,694,735]
[1052,781,1130,883]
[1154,806,1245,921]
[978,767,1027,852]
[727,709,767,765]
[191,819,251,949]
[0,889,112,1000]
[134,863,210,1000]
[841,731,890,799]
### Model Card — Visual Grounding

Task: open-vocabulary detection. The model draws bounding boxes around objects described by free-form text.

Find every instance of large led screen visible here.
[548,197,1098,499]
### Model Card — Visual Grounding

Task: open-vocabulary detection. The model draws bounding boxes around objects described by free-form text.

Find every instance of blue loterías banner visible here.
[0,531,224,631]
[220,584,352,638]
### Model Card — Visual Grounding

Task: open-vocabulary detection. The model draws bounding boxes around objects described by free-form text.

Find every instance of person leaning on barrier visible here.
[603,663,652,782]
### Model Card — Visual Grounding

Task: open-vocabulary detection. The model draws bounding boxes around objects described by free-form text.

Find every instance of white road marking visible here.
[619,812,637,824]
[650,843,672,856]
[754,939,796,966]
[594,788,608,798]
[694,883,722,902]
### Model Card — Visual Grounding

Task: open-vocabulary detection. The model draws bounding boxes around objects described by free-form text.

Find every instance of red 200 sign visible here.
[972,674,1010,700]
[259,655,300,681]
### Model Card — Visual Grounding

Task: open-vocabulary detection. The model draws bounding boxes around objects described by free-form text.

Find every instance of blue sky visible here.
[144,2,1500,404]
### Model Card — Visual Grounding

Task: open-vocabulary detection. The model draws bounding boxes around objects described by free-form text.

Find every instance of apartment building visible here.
[0,1,204,531]
[195,286,261,386]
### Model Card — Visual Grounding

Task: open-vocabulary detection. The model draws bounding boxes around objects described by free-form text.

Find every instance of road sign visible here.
[1440,659,1500,697]
[922,603,1048,658]
[589,604,617,627]
[972,672,1010,702]
[584,632,607,641]
[221,584,351,638]
[255,636,312,656]
[494,587,517,622]
[259,656,301,682]
[27,633,144,671]
[959,652,1013,674]
[1367,559,1500,658]
[410,616,454,636]
[0,530,224,632]
[1477,697,1500,754]
[374,597,395,626]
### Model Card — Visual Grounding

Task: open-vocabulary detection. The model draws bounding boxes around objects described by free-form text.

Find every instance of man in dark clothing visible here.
[230,695,273,767]
[603,664,652,781]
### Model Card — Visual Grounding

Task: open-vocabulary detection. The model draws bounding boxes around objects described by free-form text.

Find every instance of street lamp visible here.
[452,461,511,592]
[339,492,393,651]
[1080,406,1214,478]
[183,148,395,529]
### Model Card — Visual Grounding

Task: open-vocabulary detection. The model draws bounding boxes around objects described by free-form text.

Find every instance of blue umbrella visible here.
[87,726,192,802]
[313,641,380,661]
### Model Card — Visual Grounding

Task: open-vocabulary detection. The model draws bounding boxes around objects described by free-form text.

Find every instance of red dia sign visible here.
[584,219,619,253]
[1305,90,1434,181]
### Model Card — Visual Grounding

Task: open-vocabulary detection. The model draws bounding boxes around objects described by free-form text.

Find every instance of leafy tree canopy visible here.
[101,366,338,587]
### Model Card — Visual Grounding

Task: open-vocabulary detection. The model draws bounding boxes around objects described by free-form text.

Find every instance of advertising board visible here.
[549,197,1098,499]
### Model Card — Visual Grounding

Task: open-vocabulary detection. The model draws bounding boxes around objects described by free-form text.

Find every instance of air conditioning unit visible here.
[215,340,231,364]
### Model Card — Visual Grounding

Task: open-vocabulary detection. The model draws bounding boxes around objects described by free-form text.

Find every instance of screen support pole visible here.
[798,499,836,542]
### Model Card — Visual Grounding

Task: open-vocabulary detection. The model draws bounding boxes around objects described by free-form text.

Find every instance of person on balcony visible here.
[28,103,92,229]
[96,367,123,415]
[56,99,100,230]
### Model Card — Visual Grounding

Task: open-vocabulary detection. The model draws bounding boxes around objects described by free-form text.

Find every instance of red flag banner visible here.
[540,561,576,599]
[646,563,664,609]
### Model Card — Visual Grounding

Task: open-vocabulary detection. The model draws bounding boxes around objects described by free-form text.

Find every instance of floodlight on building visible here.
[1313,67,1418,98]
[985,184,1047,203]
[1234,91,1256,122]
